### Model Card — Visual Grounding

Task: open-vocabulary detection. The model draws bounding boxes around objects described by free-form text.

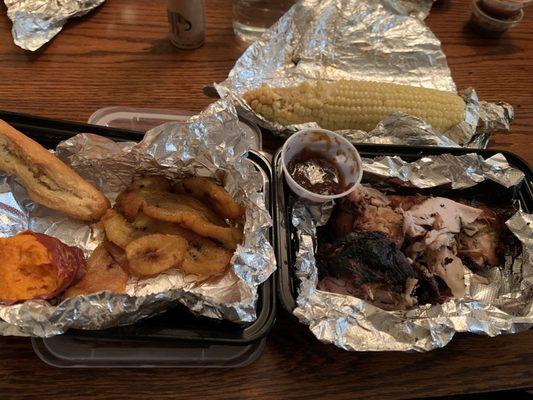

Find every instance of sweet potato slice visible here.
[0,231,85,303]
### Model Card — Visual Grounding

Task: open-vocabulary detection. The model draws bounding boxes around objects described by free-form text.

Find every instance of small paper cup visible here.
[281,128,363,203]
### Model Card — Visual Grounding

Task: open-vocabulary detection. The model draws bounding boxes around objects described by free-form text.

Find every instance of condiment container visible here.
[167,0,205,49]
[481,0,532,17]
[280,128,362,203]
[471,0,524,34]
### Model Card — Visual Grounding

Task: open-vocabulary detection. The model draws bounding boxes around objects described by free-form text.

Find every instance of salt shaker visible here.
[167,0,205,49]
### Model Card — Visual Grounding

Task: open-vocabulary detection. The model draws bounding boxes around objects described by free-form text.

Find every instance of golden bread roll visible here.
[0,119,110,221]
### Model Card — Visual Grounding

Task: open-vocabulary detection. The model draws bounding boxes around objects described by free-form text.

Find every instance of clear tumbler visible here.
[233,0,295,43]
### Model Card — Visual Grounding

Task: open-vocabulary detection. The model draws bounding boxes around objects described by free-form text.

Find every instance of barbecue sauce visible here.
[288,150,346,196]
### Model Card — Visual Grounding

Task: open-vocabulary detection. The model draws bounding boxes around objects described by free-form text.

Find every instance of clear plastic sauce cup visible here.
[471,0,524,33]
[482,0,532,17]
[281,128,362,203]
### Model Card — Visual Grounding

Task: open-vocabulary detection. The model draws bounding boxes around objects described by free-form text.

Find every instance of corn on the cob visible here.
[242,80,466,132]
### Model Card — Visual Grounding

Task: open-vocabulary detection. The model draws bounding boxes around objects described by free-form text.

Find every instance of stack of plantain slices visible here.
[101,175,245,279]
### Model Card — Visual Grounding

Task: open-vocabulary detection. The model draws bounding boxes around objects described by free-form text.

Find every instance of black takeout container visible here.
[273,144,533,314]
[0,110,276,367]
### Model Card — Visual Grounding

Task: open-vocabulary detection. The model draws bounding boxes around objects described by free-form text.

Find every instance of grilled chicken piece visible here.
[402,197,486,297]
[318,276,421,311]
[388,194,427,211]
[325,187,507,305]
[317,231,441,310]
[331,187,405,246]
[403,197,482,237]
[426,247,467,298]
[458,209,503,268]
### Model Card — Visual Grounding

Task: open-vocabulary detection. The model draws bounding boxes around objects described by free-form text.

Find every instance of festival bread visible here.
[0,119,110,221]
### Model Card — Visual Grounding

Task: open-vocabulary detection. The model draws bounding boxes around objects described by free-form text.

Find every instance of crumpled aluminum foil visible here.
[292,152,532,352]
[0,99,276,337]
[216,0,513,148]
[4,0,106,51]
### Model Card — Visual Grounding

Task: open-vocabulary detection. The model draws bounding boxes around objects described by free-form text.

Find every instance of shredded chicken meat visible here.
[320,185,506,310]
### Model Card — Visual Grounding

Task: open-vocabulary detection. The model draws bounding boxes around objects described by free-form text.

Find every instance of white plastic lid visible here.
[88,106,262,150]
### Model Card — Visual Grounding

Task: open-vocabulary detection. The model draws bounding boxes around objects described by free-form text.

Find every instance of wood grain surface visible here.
[0,1,532,399]
[1,314,533,400]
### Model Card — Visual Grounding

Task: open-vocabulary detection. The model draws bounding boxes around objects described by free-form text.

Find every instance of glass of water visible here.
[233,0,296,43]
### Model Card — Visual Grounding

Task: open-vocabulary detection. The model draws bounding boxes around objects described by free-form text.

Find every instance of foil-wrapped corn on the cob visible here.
[242,80,466,132]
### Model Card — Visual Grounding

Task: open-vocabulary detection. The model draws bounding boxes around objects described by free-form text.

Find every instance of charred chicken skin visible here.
[317,231,441,310]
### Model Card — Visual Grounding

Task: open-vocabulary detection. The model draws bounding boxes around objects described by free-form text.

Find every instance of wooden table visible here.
[0,1,531,399]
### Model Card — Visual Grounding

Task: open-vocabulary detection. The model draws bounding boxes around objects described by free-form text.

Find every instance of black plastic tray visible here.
[274,144,533,313]
[0,111,276,346]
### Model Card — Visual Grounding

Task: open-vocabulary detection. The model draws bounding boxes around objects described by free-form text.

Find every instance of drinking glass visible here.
[233,0,295,43]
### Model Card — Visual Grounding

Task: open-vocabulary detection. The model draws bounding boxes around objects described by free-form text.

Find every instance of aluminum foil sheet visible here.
[0,99,276,337]
[4,0,106,51]
[216,0,512,148]
[291,153,532,352]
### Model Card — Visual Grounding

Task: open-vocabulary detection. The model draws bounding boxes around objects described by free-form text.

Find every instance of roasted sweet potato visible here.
[0,231,85,303]
[63,244,128,298]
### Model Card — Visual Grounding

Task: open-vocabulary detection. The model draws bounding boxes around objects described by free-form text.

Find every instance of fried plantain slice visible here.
[116,189,225,225]
[115,189,146,220]
[131,214,232,277]
[118,189,242,249]
[169,193,226,226]
[129,176,172,192]
[176,177,245,220]
[131,213,190,236]
[101,209,137,248]
[103,240,129,270]
[125,234,188,276]
[63,244,128,298]
[181,235,233,277]
[142,203,242,250]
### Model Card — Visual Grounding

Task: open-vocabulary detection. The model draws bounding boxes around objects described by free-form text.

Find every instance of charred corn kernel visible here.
[243,80,465,132]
